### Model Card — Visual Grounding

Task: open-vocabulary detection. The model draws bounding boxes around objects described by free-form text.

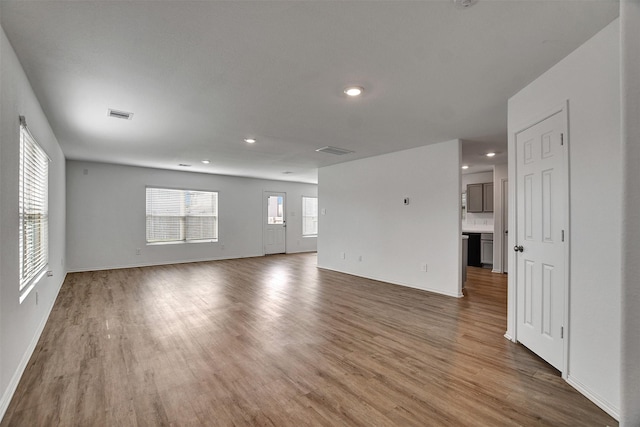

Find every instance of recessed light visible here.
[244,138,256,144]
[344,86,363,97]
[461,165,469,170]
[201,160,211,164]
[486,152,496,157]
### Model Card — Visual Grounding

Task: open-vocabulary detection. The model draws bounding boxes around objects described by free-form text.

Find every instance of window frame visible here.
[145,186,219,245]
[18,118,49,302]
[301,196,318,237]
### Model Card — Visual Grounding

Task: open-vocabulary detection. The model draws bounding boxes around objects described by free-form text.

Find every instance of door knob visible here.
[513,245,523,253]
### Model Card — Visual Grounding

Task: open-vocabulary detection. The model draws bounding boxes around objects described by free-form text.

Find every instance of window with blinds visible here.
[302,196,318,237]
[146,187,218,243]
[19,121,49,294]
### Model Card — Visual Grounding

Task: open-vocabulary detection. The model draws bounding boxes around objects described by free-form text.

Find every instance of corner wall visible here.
[66,161,317,272]
[317,140,461,297]
[0,25,66,419]
[507,19,621,418]
[620,1,640,425]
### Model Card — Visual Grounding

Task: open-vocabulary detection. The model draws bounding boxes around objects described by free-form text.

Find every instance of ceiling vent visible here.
[107,109,134,120]
[316,146,354,156]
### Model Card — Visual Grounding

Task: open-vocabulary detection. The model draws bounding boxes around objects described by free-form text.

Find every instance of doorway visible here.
[264,192,286,254]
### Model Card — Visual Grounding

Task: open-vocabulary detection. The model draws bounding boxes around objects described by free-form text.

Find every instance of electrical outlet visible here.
[221,244,225,250]
[136,248,141,255]
[47,270,53,277]
[421,263,428,272]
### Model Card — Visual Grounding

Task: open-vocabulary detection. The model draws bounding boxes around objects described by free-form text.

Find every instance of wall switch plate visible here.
[340,252,346,259]
[421,263,428,272]
[321,208,327,215]
[136,248,141,255]
[358,255,363,262]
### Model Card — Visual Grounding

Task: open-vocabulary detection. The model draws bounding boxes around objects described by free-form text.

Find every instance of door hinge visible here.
[561,326,564,339]
[561,230,565,242]
[561,133,564,146]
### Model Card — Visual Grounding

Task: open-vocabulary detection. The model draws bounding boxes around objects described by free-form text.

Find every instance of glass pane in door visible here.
[267,196,284,224]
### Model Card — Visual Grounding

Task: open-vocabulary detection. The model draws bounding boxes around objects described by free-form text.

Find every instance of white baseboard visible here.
[567,375,620,421]
[0,273,67,421]
[66,253,264,273]
[317,265,464,298]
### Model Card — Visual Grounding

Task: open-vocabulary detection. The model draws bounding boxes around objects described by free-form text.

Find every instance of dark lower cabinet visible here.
[463,233,482,267]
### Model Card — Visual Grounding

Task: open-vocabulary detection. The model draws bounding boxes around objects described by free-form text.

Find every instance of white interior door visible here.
[264,192,286,254]
[515,110,567,371]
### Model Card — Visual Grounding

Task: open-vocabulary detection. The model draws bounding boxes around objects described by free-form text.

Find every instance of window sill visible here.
[146,239,218,246]
[302,235,318,238]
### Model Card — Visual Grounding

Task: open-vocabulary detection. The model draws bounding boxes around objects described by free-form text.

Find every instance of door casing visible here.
[507,101,571,378]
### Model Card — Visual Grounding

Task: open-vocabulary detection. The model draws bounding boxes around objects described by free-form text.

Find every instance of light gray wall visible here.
[0,25,66,419]
[318,140,462,297]
[508,19,621,419]
[66,161,317,272]
[620,1,640,425]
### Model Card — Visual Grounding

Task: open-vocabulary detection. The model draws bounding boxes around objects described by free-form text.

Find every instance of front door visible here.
[264,192,286,254]
[515,109,567,371]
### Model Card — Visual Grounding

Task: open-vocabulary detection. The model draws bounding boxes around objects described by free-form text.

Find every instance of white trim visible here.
[317,265,464,298]
[510,101,571,376]
[566,375,620,421]
[0,272,67,421]
[66,254,263,273]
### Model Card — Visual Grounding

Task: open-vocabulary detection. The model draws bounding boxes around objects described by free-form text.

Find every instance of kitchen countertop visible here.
[462,227,494,234]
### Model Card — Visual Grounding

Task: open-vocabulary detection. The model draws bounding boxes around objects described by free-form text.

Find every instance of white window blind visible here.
[146,187,218,243]
[302,196,318,236]
[19,118,49,293]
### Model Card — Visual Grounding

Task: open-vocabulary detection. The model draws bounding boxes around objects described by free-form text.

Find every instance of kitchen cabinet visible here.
[481,233,493,265]
[463,232,481,267]
[483,183,493,212]
[467,182,493,213]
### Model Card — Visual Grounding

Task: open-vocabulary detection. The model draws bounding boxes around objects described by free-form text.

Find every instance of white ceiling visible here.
[0,1,618,184]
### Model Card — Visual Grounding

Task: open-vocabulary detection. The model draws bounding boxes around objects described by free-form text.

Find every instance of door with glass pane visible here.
[264,192,286,254]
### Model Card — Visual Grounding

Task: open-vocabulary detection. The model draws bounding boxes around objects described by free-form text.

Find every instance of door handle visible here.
[513,245,523,253]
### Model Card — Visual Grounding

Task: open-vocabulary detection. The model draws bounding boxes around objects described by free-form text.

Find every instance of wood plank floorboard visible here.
[1,254,616,426]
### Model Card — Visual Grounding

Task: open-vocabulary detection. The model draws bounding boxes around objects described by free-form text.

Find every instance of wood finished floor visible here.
[2,254,616,426]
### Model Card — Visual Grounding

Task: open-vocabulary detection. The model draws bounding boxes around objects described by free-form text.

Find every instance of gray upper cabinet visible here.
[467,184,484,212]
[467,182,493,213]
[483,183,493,212]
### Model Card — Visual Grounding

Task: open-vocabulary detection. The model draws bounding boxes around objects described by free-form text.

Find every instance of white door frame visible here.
[507,101,571,378]
[501,178,508,274]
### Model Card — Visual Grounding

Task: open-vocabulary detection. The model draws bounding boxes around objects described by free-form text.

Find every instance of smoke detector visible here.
[453,0,478,9]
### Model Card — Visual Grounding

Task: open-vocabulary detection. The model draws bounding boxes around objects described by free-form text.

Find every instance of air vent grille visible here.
[315,146,354,155]
[107,109,133,120]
